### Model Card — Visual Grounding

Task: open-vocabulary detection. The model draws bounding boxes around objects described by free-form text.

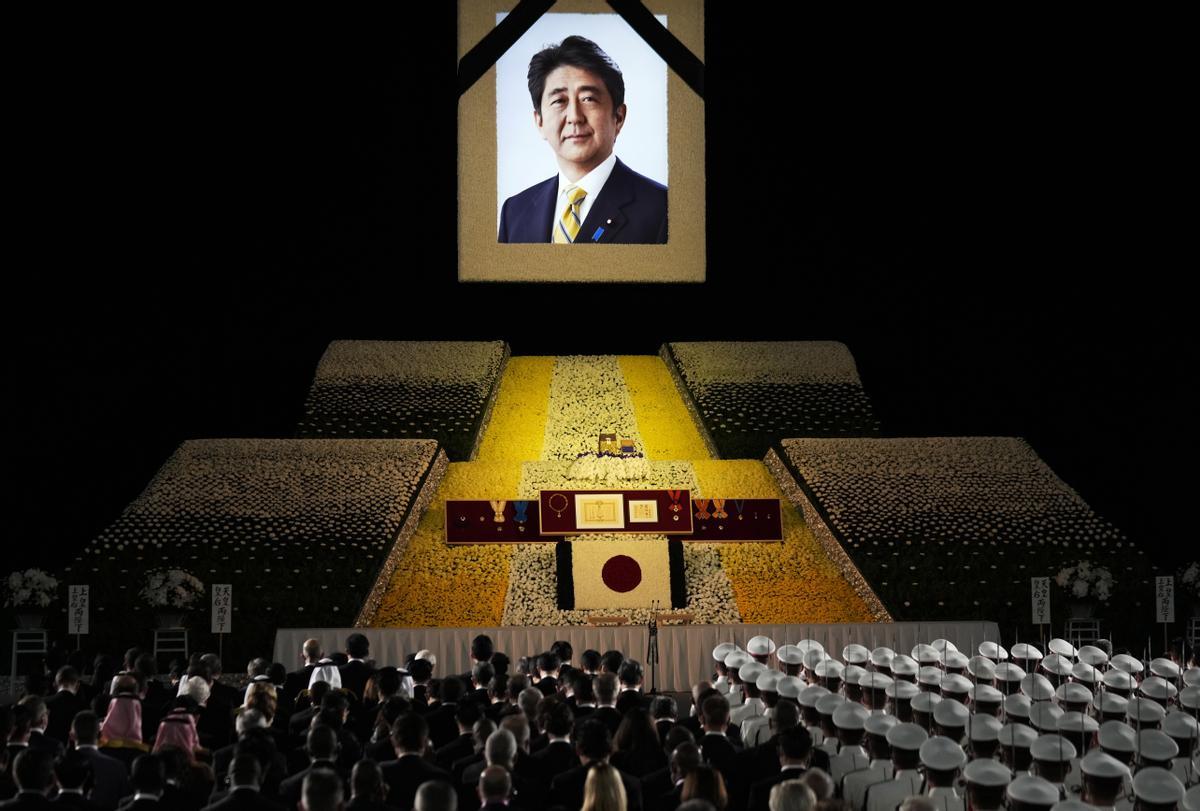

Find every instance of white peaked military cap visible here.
[1055,682,1094,705]
[1162,710,1200,741]
[1055,711,1099,737]
[886,680,919,701]
[1080,748,1130,778]
[1131,767,1185,805]
[1071,661,1100,684]
[1093,691,1128,716]
[860,671,893,691]
[1184,785,1200,811]
[1140,676,1178,703]
[1030,733,1077,762]
[757,670,783,693]
[979,640,1009,661]
[890,655,919,677]
[969,683,1003,706]
[942,650,970,671]
[865,713,899,737]
[1004,693,1033,720]
[802,649,830,671]
[998,722,1038,749]
[1102,669,1136,691]
[1020,674,1056,702]
[776,644,804,666]
[870,647,895,668]
[713,642,739,661]
[776,675,804,699]
[833,702,870,730]
[842,644,870,665]
[1040,654,1074,677]
[1006,775,1060,806]
[994,662,1027,684]
[1098,720,1136,752]
[918,667,943,689]
[1077,645,1109,667]
[968,713,1003,742]
[1028,701,1065,732]
[739,661,767,684]
[815,693,846,716]
[1049,801,1093,811]
[798,684,830,707]
[1137,729,1179,762]
[725,650,753,670]
[1110,653,1143,675]
[940,674,972,696]
[910,692,942,715]
[795,639,825,656]
[967,655,997,681]
[886,722,928,750]
[747,635,776,656]
[1181,685,1200,710]
[919,735,967,770]
[911,644,941,664]
[815,659,845,680]
[1047,638,1077,658]
[963,758,1012,786]
[842,664,866,685]
[1010,643,1043,662]
[930,638,959,653]
[1149,657,1180,679]
[1184,667,1200,688]
[1126,696,1167,725]
[932,698,969,728]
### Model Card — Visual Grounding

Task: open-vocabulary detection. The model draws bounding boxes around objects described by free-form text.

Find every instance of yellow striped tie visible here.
[553,186,587,244]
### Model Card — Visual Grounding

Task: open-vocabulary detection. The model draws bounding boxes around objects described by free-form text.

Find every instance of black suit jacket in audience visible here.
[424,703,460,751]
[345,799,402,811]
[1,793,54,809]
[284,665,317,702]
[700,731,741,795]
[340,661,374,701]
[75,745,131,810]
[747,765,808,811]
[531,738,579,778]
[591,707,622,739]
[380,754,450,811]
[45,690,88,746]
[199,787,285,811]
[550,763,643,811]
[640,766,674,811]
[435,732,474,770]
[278,759,348,810]
[49,791,102,810]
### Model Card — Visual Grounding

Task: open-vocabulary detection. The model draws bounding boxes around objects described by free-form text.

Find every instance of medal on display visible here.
[490,500,507,523]
[513,501,529,532]
[548,493,569,518]
[694,498,711,520]
[733,499,745,520]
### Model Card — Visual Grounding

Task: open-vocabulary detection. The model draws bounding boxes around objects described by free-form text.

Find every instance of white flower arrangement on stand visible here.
[1055,560,1114,617]
[140,568,205,628]
[5,569,60,628]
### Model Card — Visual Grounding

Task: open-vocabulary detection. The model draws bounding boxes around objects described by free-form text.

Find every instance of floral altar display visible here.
[4,568,60,628]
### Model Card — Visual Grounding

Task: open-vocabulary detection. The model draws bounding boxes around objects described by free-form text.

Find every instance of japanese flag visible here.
[556,538,685,610]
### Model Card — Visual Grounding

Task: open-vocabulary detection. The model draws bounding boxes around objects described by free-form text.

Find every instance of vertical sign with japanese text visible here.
[68,585,89,635]
[1155,576,1174,623]
[1031,577,1051,626]
[211,584,232,634]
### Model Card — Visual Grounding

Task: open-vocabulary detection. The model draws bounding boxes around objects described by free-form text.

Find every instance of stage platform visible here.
[275,620,999,693]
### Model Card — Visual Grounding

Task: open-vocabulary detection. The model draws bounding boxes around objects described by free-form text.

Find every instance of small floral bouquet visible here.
[1055,560,1114,602]
[567,452,650,483]
[140,568,205,609]
[4,569,60,608]
[1178,562,1200,599]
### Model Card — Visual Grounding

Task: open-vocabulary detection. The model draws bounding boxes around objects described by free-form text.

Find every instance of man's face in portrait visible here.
[535,65,626,181]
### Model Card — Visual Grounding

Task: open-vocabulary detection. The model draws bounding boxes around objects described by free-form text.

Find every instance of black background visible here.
[9,8,1191,581]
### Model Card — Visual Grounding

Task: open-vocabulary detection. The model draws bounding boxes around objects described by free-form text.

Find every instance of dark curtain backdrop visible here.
[8,8,1190,571]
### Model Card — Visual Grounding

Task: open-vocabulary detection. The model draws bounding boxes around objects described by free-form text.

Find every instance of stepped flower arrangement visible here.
[5,569,60,608]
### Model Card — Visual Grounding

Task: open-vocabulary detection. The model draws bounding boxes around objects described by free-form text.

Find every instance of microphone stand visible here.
[647,600,661,695]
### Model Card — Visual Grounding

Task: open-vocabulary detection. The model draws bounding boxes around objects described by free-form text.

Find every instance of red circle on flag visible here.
[601,555,642,593]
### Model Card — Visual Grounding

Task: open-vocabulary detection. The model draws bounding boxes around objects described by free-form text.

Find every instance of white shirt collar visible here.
[552,152,618,241]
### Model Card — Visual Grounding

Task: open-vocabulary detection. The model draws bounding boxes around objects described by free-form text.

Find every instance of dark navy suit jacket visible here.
[497,157,667,244]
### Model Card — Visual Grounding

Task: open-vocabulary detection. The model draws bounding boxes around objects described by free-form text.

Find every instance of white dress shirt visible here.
[549,153,618,242]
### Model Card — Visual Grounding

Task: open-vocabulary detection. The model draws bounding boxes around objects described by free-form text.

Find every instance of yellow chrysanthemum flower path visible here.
[618,356,712,461]
[369,462,519,626]
[692,460,875,624]
[474,356,556,462]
